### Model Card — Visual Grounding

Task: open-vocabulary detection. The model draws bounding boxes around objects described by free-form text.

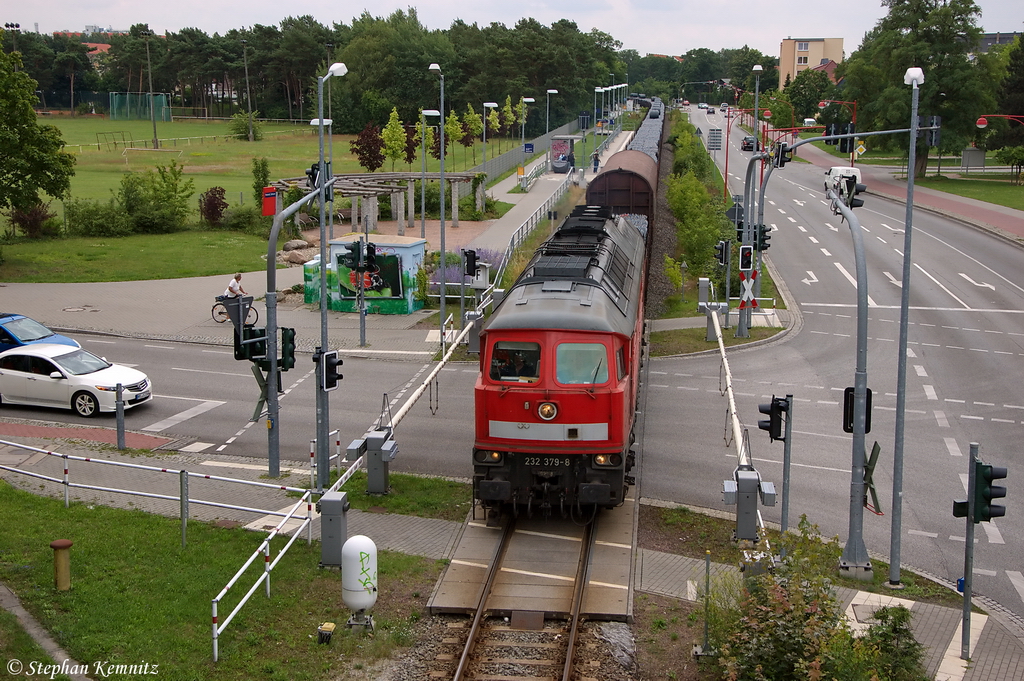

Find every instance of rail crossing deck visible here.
[427,492,637,622]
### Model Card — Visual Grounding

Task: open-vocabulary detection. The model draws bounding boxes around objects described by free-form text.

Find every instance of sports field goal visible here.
[168,106,209,120]
[108,92,172,121]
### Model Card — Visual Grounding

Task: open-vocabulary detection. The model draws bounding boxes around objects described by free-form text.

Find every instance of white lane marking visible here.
[809,236,819,243]
[908,529,939,538]
[945,438,961,457]
[1007,571,1024,606]
[834,262,878,306]
[144,344,175,349]
[914,262,970,308]
[802,271,818,285]
[202,349,232,354]
[935,411,949,427]
[501,567,574,582]
[797,225,807,232]
[923,385,937,400]
[87,339,117,344]
[914,365,927,377]
[820,248,832,256]
[826,222,838,232]
[958,272,995,290]
[595,540,632,549]
[906,348,916,358]
[974,568,998,577]
[172,367,251,377]
[884,271,902,288]
[142,400,225,432]
[452,559,489,569]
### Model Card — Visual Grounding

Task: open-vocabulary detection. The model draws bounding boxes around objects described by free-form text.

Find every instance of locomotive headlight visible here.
[537,402,557,421]
[594,453,622,467]
[474,450,504,465]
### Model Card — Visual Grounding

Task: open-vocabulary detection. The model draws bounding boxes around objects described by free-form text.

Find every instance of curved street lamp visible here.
[421,109,440,238]
[483,101,498,165]
[520,97,535,169]
[546,89,558,136]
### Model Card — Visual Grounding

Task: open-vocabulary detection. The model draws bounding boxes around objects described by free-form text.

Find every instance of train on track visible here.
[472,100,665,520]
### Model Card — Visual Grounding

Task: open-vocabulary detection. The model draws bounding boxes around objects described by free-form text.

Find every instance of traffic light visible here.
[305,163,320,190]
[245,325,267,360]
[321,350,343,392]
[233,327,248,361]
[758,396,787,442]
[824,123,838,145]
[975,460,1007,522]
[342,241,361,269]
[735,221,744,242]
[464,249,478,276]
[926,115,942,147]
[364,242,377,271]
[714,240,727,266]
[739,245,753,271]
[755,224,771,251]
[279,327,296,371]
[839,123,856,153]
[845,177,867,209]
[776,142,792,168]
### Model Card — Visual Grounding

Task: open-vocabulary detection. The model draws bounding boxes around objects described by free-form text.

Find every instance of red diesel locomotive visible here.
[472,204,649,518]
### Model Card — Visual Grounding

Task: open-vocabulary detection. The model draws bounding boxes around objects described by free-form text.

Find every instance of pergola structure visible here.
[273,171,481,235]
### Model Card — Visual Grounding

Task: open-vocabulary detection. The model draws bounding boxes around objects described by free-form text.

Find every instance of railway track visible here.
[427,514,599,681]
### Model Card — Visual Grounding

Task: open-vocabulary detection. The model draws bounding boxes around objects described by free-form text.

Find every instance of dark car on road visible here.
[0,313,80,353]
[741,136,759,151]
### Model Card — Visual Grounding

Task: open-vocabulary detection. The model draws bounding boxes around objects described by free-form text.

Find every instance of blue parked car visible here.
[0,313,80,353]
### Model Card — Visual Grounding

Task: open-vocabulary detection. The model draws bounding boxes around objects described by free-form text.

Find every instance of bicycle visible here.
[212,296,258,324]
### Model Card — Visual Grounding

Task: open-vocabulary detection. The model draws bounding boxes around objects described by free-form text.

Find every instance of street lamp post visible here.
[4,22,20,62]
[430,63,449,352]
[143,31,159,150]
[594,87,601,139]
[241,39,253,143]
[520,97,534,170]
[421,109,440,239]
[545,89,558,136]
[310,61,347,488]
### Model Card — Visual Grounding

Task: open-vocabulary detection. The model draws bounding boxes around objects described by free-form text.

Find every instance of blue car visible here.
[0,313,80,353]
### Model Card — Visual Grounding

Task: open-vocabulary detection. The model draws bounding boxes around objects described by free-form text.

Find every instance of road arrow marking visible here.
[958,272,995,290]
[826,222,838,232]
[802,271,818,285]
[793,199,805,206]
[884,271,902,288]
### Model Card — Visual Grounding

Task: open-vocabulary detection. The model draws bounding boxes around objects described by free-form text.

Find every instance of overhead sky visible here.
[20,0,1022,58]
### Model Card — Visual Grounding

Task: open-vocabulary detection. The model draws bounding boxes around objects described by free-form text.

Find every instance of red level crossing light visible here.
[739,245,753,271]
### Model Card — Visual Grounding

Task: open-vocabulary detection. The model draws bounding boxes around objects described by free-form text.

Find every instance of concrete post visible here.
[50,539,73,591]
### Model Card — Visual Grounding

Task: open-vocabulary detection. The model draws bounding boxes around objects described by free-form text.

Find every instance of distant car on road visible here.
[0,313,80,353]
[707,108,716,114]
[741,136,759,151]
[697,102,708,109]
[0,344,152,417]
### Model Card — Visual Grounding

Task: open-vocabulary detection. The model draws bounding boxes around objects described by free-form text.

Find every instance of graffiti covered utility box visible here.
[320,234,427,315]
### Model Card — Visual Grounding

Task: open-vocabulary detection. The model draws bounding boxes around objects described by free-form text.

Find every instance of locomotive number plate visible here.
[524,457,571,467]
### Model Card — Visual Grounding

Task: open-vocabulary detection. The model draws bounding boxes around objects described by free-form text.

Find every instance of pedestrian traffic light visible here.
[845,177,867,209]
[838,123,855,153]
[974,460,1007,522]
[755,224,771,251]
[739,245,753,271]
[776,142,792,168]
[758,396,787,442]
[364,242,377,271]
[714,240,727,266]
[321,350,343,392]
[305,163,320,190]
[279,327,296,371]
[464,249,478,276]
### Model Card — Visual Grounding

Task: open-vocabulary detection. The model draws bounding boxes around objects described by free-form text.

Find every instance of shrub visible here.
[229,111,264,141]
[198,186,229,227]
[252,157,270,205]
[221,204,270,238]
[3,202,60,239]
[65,198,130,237]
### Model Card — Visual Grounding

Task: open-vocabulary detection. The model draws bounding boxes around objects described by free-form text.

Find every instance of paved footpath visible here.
[2,130,1024,678]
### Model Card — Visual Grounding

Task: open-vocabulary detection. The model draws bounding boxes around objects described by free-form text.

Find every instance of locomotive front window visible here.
[556,343,609,385]
[489,341,541,381]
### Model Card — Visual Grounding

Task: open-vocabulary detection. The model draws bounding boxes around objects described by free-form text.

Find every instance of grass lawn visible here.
[913,175,1024,211]
[0,479,445,680]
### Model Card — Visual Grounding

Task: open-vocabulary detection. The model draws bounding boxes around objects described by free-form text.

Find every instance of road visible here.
[655,106,1024,618]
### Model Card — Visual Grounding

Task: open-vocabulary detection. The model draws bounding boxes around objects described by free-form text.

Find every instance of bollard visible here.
[49,539,73,591]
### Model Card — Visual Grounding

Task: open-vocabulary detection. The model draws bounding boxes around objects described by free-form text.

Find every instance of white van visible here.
[825,166,862,184]
[803,118,817,127]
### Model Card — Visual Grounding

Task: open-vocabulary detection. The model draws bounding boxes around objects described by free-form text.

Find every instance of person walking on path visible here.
[223,273,247,298]
[591,150,600,173]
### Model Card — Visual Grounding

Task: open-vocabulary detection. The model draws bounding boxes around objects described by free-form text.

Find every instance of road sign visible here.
[738,270,759,310]
[707,128,723,151]
[856,143,866,156]
[524,143,534,154]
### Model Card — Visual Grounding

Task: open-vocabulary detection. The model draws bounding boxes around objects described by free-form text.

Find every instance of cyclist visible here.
[223,273,247,298]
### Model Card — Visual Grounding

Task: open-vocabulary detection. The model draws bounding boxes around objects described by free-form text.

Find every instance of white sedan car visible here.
[0,344,152,417]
